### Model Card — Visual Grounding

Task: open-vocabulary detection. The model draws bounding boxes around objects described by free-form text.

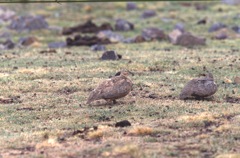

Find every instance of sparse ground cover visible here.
[0,2,240,157]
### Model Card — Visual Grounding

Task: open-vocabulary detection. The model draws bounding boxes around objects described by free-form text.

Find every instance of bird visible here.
[86,70,133,104]
[179,72,218,100]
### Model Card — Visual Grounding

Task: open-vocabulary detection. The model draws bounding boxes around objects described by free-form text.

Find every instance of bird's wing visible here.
[87,79,114,103]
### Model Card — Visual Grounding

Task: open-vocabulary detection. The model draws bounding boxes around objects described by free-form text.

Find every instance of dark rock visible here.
[148,93,159,99]
[115,120,131,127]
[48,41,66,48]
[208,23,227,32]
[0,39,14,49]
[115,19,134,31]
[197,18,207,25]
[62,20,113,35]
[126,2,137,10]
[8,15,48,32]
[141,10,156,19]
[18,37,38,46]
[66,35,111,47]
[142,27,166,41]
[97,30,124,43]
[175,32,206,47]
[232,26,240,33]
[101,50,120,60]
[174,23,185,32]
[39,49,57,54]
[90,44,106,51]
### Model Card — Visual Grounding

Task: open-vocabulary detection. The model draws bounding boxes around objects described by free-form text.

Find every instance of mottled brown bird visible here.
[87,70,133,104]
[179,72,218,100]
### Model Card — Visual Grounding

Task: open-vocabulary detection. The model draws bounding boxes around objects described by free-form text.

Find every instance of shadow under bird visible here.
[87,70,133,104]
[179,72,218,100]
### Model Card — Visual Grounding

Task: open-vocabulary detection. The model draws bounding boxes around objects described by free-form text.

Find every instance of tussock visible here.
[128,126,153,136]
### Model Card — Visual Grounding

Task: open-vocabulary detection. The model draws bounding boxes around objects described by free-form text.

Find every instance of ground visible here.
[0,2,240,158]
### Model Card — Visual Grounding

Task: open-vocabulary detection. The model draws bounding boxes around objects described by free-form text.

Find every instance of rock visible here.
[90,44,106,51]
[0,6,15,21]
[208,23,227,32]
[101,50,120,60]
[222,0,240,5]
[197,18,207,25]
[232,26,240,33]
[97,30,124,43]
[62,20,113,35]
[195,4,208,10]
[66,35,111,46]
[175,32,206,47]
[115,19,134,31]
[87,70,133,104]
[215,33,228,40]
[234,76,240,84]
[168,29,183,44]
[0,39,14,49]
[115,120,131,127]
[212,28,239,39]
[126,2,137,10]
[18,36,38,46]
[8,15,48,32]
[141,10,156,19]
[174,23,185,32]
[48,41,66,48]
[0,32,11,39]
[179,73,218,100]
[142,27,166,41]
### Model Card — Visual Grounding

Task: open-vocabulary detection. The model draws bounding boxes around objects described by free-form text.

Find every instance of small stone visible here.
[0,39,14,49]
[126,2,137,10]
[234,76,240,84]
[48,41,66,48]
[232,26,240,33]
[174,23,185,32]
[215,33,228,40]
[222,0,240,5]
[90,44,106,51]
[141,10,156,19]
[97,30,124,43]
[115,120,131,127]
[197,18,207,25]
[142,27,166,41]
[115,19,134,31]
[101,50,120,60]
[8,15,48,32]
[208,23,227,32]
[175,32,206,47]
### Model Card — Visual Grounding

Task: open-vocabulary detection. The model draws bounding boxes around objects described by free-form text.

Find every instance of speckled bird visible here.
[87,70,133,104]
[179,72,218,100]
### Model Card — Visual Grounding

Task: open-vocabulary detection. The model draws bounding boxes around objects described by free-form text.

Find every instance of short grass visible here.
[0,2,240,158]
